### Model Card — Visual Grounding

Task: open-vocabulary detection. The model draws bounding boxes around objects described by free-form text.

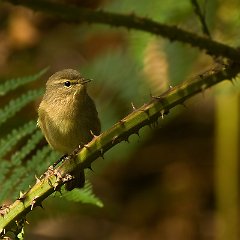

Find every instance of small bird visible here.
[37,69,101,190]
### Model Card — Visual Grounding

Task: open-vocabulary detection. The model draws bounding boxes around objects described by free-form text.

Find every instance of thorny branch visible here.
[1,61,240,237]
[3,0,240,61]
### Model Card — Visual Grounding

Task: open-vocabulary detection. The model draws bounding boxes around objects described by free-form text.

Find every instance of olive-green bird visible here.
[37,69,101,190]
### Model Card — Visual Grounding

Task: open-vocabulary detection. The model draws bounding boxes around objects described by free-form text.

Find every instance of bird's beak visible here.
[80,78,92,85]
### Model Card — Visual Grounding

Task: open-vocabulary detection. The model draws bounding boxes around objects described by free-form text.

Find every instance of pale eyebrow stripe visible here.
[53,79,79,85]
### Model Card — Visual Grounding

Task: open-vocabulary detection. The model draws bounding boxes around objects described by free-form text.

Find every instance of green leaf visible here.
[0,67,48,96]
[0,130,44,202]
[14,146,52,196]
[0,89,44,127]
[10,130,43,166]
[0,120,37,159]
[61,181,104,207]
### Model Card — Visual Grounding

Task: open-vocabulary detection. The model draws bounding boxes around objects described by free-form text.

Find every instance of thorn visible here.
[30,196,39,211]
[84,143,91,150]
[35,175,41,184]
[88,165,94,171]
[125,136,130,143]
[150,92,161,100]
[37,202,44,209]
[90,130,98,139]
[99,149,105,159]
[118,119,126,127]
[53,183,59,191]
[15,219,18,225]
[131,102,136,111]
[160,110,165,119]
[18,191,27,201]
[112,135,119,144]
[39,173,44,180]
[135,130,140,138]
[229,78,235,85]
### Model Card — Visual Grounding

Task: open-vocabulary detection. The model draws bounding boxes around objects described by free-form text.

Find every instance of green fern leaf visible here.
[0,161,11,184]
[16,146,52,193]
[11,130,43,166]
[26,145,52,172]
[36,150,59,175]
[0,130,44,202]
[0,179,15,203]
[61,181,104,207]
[0,120,37,159]
[0,165,26,203]
[0,89,44,127]
[0,67,48,96]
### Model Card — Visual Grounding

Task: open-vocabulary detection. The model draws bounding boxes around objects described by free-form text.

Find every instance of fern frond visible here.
[0,165,26,203]
[0,130,44,202]
[10,130,43,166]
[20,150,59,191]
[0,122,39,196]
[62,181,104,207]
[36,150,59,175]
[0,89,44,127]
[0,161,11,184]
[0,120,37,159]
[26,145,52,173]
[16,146,52,193]
[0,67,48,96]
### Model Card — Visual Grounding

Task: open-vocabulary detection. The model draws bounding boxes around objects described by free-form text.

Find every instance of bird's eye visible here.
[64,81,71,87]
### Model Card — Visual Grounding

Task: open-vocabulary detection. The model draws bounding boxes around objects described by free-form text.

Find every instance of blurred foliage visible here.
[60,181,104,207]
[0,0,239,239]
